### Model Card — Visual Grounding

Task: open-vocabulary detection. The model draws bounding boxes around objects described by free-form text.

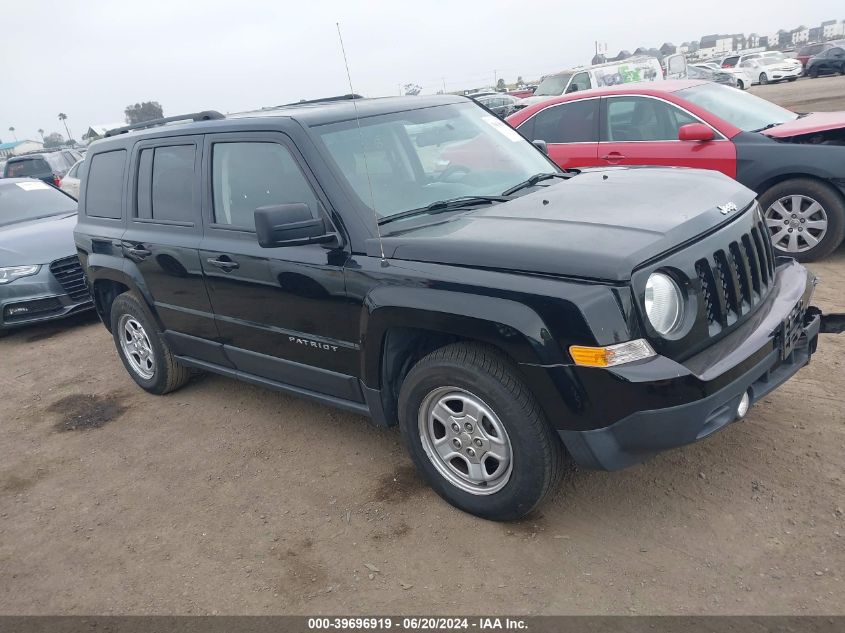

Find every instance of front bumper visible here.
[0,265,92,331]
[559,259,829,471]
[770,66,802,81]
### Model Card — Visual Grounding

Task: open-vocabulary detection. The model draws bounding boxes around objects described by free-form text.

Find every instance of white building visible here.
[0,140,44,158]
[791,26,810,45]
[822,19,844,40]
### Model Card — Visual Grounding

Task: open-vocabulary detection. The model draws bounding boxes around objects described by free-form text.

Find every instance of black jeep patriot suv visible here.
[74,96,842,520]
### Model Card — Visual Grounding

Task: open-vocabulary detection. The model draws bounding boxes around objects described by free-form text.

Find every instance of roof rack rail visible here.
[104,110,225,137]
[274,93,364,108]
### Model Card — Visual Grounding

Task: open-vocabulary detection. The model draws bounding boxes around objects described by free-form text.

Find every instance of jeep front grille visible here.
[694,220,775,334]
[49,256,90,302]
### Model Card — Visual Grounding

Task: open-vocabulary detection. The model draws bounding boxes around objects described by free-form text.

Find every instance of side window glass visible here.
[145,145,196,223]
[568,72,591,92]
[605,97,676,142]
[666,105,702,136]
[212,142,319,231]
[531,100,598,143]
[85,150,126,219]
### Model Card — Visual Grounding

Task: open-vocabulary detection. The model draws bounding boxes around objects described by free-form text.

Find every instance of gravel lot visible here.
[1,77,844,616]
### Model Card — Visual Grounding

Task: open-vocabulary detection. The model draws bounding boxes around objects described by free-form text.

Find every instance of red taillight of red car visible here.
[53,174,61,187]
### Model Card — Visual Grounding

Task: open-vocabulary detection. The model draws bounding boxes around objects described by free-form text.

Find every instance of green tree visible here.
[43,132,65,148]
[124,101,164,124]
[496,78,506,91]
[37,128,45,141]
[8,126,16,141]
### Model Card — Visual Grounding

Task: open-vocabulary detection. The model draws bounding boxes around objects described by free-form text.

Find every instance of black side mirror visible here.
[254,203,337,248]
[532,140,548,155]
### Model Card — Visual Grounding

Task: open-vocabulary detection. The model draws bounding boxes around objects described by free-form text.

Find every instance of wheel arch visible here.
[87,265,160,333]
[360,287,573,427]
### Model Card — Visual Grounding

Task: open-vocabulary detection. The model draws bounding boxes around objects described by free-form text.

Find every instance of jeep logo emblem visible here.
[718,202,737,215]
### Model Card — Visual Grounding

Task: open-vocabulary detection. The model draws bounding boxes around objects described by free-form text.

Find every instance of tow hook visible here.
[820,313,845,335]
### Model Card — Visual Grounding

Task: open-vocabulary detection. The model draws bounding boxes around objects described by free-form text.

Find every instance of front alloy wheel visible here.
[765,195,828,255]
[419,387,513,495]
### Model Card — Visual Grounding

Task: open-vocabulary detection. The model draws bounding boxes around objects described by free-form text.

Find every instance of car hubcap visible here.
[764,195,828,254]
[418,387,513,495]
[118,315,155,379]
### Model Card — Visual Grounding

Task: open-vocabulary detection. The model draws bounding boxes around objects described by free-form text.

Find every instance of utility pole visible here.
[493,69,497,86]
[442,77,446,93]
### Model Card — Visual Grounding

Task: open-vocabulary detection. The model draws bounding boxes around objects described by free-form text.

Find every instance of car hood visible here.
[369,167,756,282]
[0,213,78,266]
[763,111,845,138]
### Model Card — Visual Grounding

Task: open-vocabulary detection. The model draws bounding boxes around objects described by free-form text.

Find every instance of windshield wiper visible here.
[378,195,511,226]
[501,172,573,196]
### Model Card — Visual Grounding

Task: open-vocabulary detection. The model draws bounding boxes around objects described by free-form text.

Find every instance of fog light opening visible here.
[736,391,751,420]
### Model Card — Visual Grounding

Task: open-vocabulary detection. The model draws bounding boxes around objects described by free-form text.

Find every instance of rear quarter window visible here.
[85,150,126,219]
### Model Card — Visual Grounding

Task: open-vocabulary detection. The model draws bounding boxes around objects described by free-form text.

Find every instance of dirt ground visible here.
[1,78,844,616]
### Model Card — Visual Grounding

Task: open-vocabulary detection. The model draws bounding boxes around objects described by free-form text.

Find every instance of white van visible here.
[521,55,687,106]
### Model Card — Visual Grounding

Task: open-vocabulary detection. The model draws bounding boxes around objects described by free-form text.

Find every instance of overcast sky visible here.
[2,0,842,142]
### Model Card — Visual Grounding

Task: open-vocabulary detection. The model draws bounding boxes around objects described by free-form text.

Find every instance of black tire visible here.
[109,292,191,394]
[839,65,845,76]
[759,178,845,262]
[397,343,563,521]
[737,79,745,90]
[808,67,819,78]
[759,72,768,85]
[787,76,798,82]
[0,329,8,338]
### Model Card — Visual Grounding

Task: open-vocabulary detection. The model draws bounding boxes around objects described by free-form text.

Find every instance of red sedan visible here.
[505,80,845,260]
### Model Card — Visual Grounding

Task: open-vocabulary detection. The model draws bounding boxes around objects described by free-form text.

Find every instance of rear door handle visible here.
[206,256,239,272]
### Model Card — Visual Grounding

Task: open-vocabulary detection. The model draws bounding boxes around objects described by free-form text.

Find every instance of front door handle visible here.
[601,151,626,163]
[206,256,240,272]
[126,245,152,260]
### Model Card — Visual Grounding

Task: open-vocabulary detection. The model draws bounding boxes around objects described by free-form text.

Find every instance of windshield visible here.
[314,102,555,221]
[0,180,76,226]
[534,73,573,96]
[677,82,798,132]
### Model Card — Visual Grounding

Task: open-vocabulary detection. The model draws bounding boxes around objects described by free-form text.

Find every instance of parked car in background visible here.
[805,46,845,78]
[507,86,536,98]
[520,55,680,106]
[797,42,836,69]
[721,52,802,85]
[0,159,6,177]
[694,62,754,89]
[74,99,841,520]
[59,159,85,199]
[506,80,845,260]
[687,64,737,88]
[472,93,525,118]
[0,178,90,337]
[2,148,82,187]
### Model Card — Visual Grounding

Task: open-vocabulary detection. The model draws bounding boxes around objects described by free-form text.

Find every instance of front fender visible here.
[361,285,559,387]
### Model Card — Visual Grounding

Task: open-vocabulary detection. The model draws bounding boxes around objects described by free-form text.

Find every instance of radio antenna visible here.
[336,22,387,265]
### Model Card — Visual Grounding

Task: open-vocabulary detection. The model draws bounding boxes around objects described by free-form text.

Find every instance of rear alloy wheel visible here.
[398,343,563,521]
[760,179,845,261]
[759,72,769,85]
[110,292,192,394]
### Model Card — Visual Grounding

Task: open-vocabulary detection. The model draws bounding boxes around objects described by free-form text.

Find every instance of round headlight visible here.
[645,272,683,336]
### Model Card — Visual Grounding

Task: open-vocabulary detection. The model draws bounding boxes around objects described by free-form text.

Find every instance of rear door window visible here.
[143,145,197,223]
[85,150,126,219]
[526,99,599,143]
